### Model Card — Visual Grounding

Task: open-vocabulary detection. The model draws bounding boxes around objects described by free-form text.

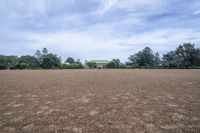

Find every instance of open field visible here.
[0,70,200,133]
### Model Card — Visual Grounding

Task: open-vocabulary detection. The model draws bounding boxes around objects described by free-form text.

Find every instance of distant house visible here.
[85,60,110,69]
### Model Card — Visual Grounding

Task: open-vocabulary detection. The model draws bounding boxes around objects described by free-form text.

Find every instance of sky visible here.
[0,0,200,62]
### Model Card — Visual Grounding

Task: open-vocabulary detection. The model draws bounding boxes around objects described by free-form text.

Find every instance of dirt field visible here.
[0,70,200,133]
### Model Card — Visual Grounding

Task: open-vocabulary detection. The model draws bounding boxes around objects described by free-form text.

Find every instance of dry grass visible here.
[0,70,200,133]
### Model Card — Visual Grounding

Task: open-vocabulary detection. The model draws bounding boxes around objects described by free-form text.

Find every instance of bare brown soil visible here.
[0,70,200,133]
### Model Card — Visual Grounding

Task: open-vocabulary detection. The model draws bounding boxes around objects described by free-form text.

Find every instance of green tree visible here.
[66,57,75,64]
[195,48,200,66]
[128,47,156,68]
[86,61,97,69]
[35,50,42,58]
[105,59,121,68]
[35,50,43,67]
[61,59,84,69]
[18,55,40,68]
[41,53,61,69]
[112,59,120,68]
[42,48,48,55]
[154,52,161,67]
[175,43,197,68]
[0,55,7,69]
[0,55,18,69]
[162,43,200,68]
[162,51,177,68]
[106,61,117,68]
[75,59,84,69]
[17,63,29,69]
[0,64,6,69]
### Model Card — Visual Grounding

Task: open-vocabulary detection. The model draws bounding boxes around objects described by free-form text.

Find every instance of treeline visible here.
[0,43,200,69]
[85,59,125,69]
[127,43,200,69]
[0,48,84,69]
[85,43,200,69]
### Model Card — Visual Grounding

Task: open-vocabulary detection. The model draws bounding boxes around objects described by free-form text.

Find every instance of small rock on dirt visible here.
[4,127,17,133]
[22,123,35,133]
[72,127,82,133]
[89,110,99,116]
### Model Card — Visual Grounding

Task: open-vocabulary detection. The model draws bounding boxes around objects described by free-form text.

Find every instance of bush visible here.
[86,62,97,69]
[17,63,29,69]
[119,63,126,69]
[0,64,6,69]
[132,64,140,69]
[60,63,84,69]
[105,61,117,69]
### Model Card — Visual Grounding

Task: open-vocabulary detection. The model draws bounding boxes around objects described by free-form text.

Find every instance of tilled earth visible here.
[0,70,200,133]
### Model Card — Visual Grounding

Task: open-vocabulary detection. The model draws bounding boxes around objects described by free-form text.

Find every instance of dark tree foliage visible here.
[35,50,42,58]
[66,57,75,64]
[112,59,120,68]
[106,61,117,68]
[154,52,161,67]
[0,55,7,69]
[162,51,177,68]
[0,43,199,70]
[41,53,61,69]
[196,48,200,66]
[17,63,29,69]
[42,48,48,55]
[0,55,18,69]
[18,55,39,68]
[75,59,84,69]
[128,47,160,68]
[61,59,84,69]
[35,48,61,69]
[162,43,200,68]
[0,48,82,70]
[86,61,97,69]
[105,59,124,69]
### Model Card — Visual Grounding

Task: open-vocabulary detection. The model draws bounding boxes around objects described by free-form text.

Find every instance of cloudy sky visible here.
[0,0,200,62]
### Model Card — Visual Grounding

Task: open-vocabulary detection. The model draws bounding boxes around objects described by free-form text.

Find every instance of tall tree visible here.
[66,57,75,64]
[162,51,177,68]
[128,47,156,68]
[195,48,200,66]
[112,59,120,68]
[0,55,7,69]
[75,59,84,68]
[42,48,48,55]
[175,43,196,68]
[106,61,117,68]
[162,43,200,68]
[0,55,18,69]
[18,55,40,68]
[105,59,121,68]
[41,53,61,69]
[86,61,97,69]
[35,50,42,58]
[154,52,161,66]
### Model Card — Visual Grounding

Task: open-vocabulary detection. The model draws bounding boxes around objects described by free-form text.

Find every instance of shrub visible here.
[86,62,97,69]
[132,64,140,69]
[0,64,6,69]
[105,61,117,69]
[17,63,29,69]
[60,63,84,69]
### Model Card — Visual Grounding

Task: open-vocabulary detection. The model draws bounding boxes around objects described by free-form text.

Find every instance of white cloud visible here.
[5,27,198,61]
[119,28,200,54]
[95,0,118,15]
[94,0,166,15]
[192,10,200,15]
[0,0,200,61]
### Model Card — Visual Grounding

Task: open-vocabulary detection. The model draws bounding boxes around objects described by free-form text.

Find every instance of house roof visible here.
[90,60,110,64]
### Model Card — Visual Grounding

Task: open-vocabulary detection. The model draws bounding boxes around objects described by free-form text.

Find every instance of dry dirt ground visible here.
[0,70,200,133]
